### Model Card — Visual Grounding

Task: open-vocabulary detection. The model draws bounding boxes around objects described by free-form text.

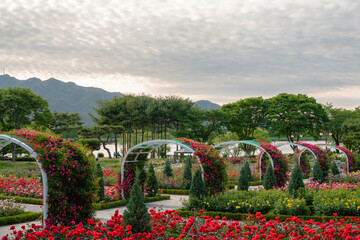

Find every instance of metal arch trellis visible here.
[120,139,204,199]
[213,140,274,180]
[314,144,349,174]
[274,142,318,164]
[0,134,48,227]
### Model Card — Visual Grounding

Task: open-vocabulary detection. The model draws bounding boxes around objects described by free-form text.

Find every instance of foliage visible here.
[331,161,340,175]
[0,199,24,217]
[146,163,158,197]
[312,160,325,183]
[237,165,249,191]
[342,117,360,154]
[96,163,105,201]
[47,112,83,135]
[243,160,251,181]
[123,171,151,234]
[163,159,173,177]
[78,139,101,152]
[274,197,307,216]
[182,156,192,190]
[4,129,97,226]
[288,163,305,197]
[263,162,277,190]
[189,169,207,199]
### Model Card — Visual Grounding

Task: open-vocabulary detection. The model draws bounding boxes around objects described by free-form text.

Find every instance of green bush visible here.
[14,157,36,162]
[96,163,105,201]
[94,195,170,210]
[78,139,101,151]
[189,169,207,199]
[331,161,340,175]
[312,160,325,183]
[160,189,189,195]
[163,159,173,177]
[288,163,305,198]
[146,163,158,197]
[244,160,252,181]
[274,197,307,215]
[263,162,277,190]
[97,152,104,158]
[237,165,249,191]
[182,157,192,190]
[0,212,42,226]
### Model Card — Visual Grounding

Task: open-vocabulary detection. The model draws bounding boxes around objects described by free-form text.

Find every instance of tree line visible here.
[1,87,360,159]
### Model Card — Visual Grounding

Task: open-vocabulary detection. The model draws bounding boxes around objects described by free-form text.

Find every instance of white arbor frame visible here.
[0,134,48,227]
[314,144,349,173]
[120,139,203,199]
[214,140,274,180]
[274,142,318,164]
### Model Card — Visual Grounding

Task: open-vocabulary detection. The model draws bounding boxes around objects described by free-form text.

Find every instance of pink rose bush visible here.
[0,176,42,198]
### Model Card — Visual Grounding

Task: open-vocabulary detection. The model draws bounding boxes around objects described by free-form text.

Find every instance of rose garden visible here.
[0,129,360,239]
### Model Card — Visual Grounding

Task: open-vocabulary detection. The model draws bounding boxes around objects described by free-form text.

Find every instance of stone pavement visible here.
[0,195,188,237]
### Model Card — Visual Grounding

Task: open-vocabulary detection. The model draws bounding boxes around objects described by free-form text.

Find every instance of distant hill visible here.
[0,74,123,125]
[0,74,221,126]
[194,100,221,110]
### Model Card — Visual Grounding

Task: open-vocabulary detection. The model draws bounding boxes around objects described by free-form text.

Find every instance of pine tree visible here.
[96,163,105,201]
[244,160,252,182]
[288,163,305,197]
[185,155,192,168]
[146,163,158,197]
[237,165,249,191]
[163,159,173,177]
[331,161,340,175]
[263,162,278,190]
[189,169,207,199]
[182,157,192,190]
[313,160,325,183]
[123,171,151,233]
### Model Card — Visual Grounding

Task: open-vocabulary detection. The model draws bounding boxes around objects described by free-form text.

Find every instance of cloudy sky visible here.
[0,0,359,108]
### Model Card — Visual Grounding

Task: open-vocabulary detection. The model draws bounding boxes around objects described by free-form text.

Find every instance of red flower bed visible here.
[3,210,360,239]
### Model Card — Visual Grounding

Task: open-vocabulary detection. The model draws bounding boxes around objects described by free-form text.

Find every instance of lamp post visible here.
[319,132,332,145]
[290,134,303,142]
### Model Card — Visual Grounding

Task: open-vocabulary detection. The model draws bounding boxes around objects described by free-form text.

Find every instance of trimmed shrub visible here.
[244,160,252,181]
[123,171,151,234]
[163,159,173,177]
[185,155,192,168]
[237,166,249,191]
[97,152,104,158]
[78,139,101,152]
[182,157,192,190]
[146,163,158,197]
[288,163,305,197]
[313,160,325,183]
[331,161,340,175]
[96,163,105,201]
[189,169,207,199]
[263,162,277,190]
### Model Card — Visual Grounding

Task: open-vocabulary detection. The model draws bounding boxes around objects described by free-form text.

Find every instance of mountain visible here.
[0,74,123,125]
[194,100,221,110]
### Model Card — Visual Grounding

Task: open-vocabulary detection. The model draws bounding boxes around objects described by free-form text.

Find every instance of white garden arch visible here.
[275,142,318,164]
[315,144,349,173]
[0,134,48,227]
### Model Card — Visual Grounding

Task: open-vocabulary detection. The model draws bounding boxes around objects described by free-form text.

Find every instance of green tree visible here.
[163,159,173,177]
[189,169,207,199]
[288,163,305,197]
[331,161,340,175]
[182,156,192,190]
[342,118,360,154]
[237,165,249,191]
[312,160,325,183]
[243,160,252,181]
[146,163,158,197]
[123,171,151,233]
[267,93,328,144]
[263,162,278,190]
[78,139,101,155]
[47,112,83,136]
[96,163,105,201]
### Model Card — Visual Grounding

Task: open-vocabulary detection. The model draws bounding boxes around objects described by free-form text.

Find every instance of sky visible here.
[0,0,359,108]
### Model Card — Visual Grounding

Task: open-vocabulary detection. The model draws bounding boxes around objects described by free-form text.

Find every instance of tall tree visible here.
[267,93,328,144]
[47,112,83,135]
[342,117,360,154]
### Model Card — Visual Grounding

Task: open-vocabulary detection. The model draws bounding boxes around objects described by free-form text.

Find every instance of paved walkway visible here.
[0,195,188,237]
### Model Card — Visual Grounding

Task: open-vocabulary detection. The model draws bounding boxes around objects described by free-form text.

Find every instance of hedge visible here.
[176,209,349,222]
[93,195,171,210]
[229,181,263,186]
[160,189,189,195]
[0,212,42,226]
[0,194,42,205]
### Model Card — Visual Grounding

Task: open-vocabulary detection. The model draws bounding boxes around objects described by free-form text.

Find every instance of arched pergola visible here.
[315,144,350,173]
[0,134,48,227]
[214,140,274,180]
[120,139,203,199]
[275,142,318,164]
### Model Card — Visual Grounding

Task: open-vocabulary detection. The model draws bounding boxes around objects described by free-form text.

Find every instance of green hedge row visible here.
[160,189,189,195]
[94,195,171,210]
[228,181,263,186]
[0,212,42,226]
[0,194,42,205]
[176,209,346,222]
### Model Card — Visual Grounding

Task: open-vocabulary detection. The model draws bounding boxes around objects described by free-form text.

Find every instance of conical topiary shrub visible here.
[263,162,277,190]
[244,160,252,182]
[163,159,173,177]
[237,165,249,191]
[182,156,192,190]
[146,163,158,197]
[331,161,340,175]
[313,160,325,183]
[185,155,192,168]
[96,163,105,201]
[288,163,305,197]
[189,169,207,199]
[123,171,151,234]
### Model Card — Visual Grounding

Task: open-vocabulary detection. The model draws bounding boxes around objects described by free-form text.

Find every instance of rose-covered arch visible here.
[0,129,97,227]
[214,140,288,187]
[119,138,227,199]
[315,144,354,173]
[297,142,331,177]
